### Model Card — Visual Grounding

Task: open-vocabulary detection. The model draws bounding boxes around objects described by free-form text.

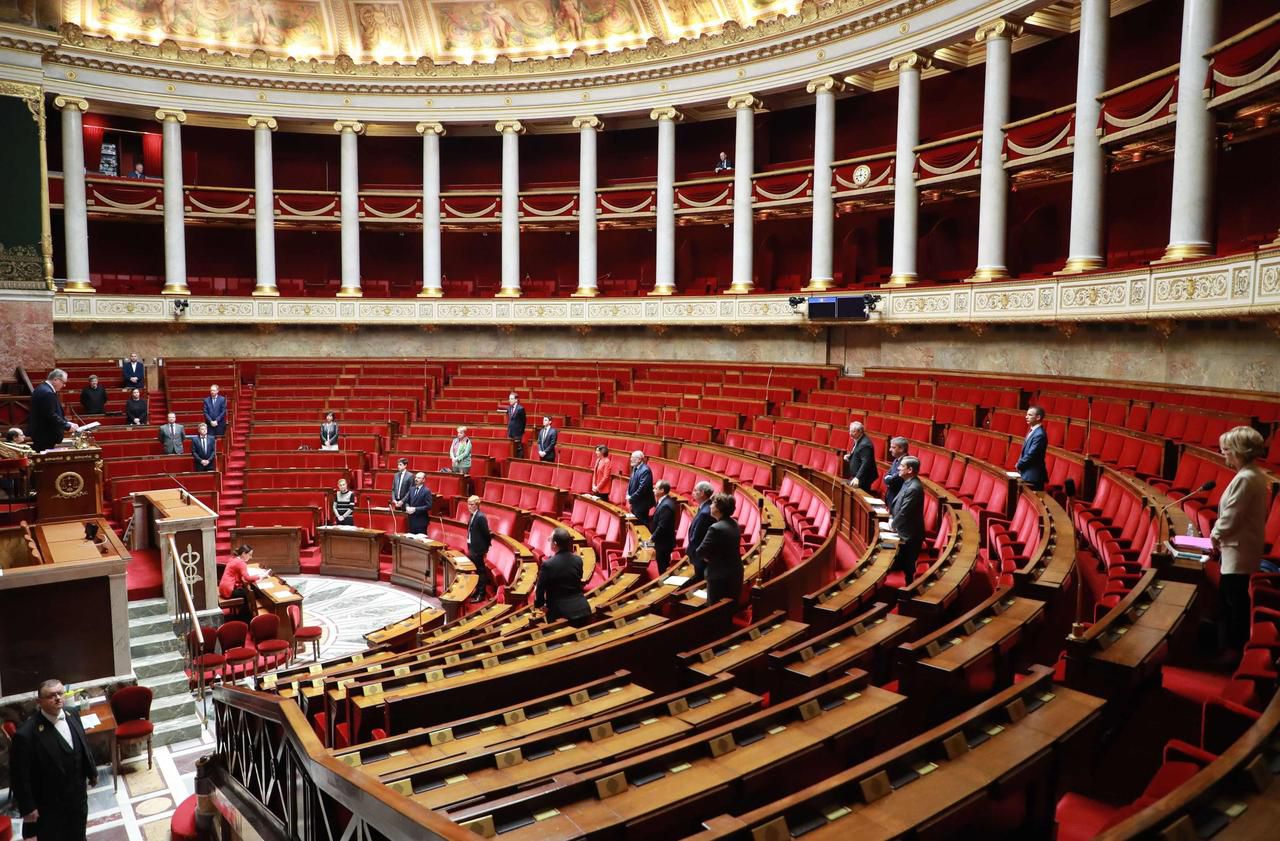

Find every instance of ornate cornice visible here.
[246,115,278,131]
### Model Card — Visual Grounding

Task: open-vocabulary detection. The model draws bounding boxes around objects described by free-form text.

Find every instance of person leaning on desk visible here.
[218,545,270,622]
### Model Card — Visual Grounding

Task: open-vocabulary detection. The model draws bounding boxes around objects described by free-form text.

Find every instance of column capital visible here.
[727,93,763,112]
[53,95,88,112]
[572,115,602,131]
[976,17,1023,42]
[415,121,446,136]
[805,76,845,95]
[494,120,525,134]
[333,119,365,134]
[649,106,683,122]
[246,115,278,131]
[889,51,933,73]
[154,108,186,124]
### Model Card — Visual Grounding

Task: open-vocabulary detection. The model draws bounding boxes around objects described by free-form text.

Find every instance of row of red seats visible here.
[474,478,563,518]
[721,430,843,477]
[582,413,715,442]
[677,445,771,489]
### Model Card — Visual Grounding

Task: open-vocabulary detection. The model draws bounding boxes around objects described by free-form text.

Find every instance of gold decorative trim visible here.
[976,18,1024,42]
[252,285,280,296]
[889,51,932,73]
[154,108,187,123]
[415,122,446,136]
[53,95,89,112]
[724,282,753,294]
[647,286,676,296]
[1057,257,1105,274]
[806,76,844,95]
[572,115,602,131]
[571,286,600,297]
[417,287,443,297]
[494,121,525,135]
[727,93,763,111]
[64,280,95,293]
[649,107,683,122]
[160,283,191,295]
[333,120,366,134]
[336,286,363,297]
[882,274,918,288]
[802,278,834,291]
[495,287,522,297]
[1161,243,1214,262]
[246,115,278,130]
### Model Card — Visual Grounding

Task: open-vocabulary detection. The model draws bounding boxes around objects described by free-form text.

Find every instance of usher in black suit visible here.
[11,708,98,841]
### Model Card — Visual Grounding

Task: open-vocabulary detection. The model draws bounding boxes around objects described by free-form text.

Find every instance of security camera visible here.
[787,296,806,309]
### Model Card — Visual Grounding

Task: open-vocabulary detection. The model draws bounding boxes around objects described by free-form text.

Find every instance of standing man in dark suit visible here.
[845,421,877,490]
[121,352,145,389]
[500,392,527,459]
[203,384,227,438]
[625,450,655,526]
[10,678,98,841]
[534,528,592,626]
[158,412,185,454]
[698,493,743,607]
[465,495,492,603]
[883,437,910,509]
[29,369,78,452]
[889,456,925,582]
[536,416,558,462]
[79,375,108,415]
[190,423,216,472]
[1017,407,1048,490]
[686,481,715,583]
[389,458,413,512]
[404,472,434,535]
[648,480,678,574]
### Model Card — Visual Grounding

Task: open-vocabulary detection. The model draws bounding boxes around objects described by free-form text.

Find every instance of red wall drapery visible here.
[142,132,163,177]
[81,123,104,173]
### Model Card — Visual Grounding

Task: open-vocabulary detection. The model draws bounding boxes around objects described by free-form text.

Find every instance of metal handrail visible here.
[169,533,209,727]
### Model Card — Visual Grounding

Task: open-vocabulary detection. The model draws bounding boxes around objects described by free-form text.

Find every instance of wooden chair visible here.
[248,614,292,672]
[217,621,256,684]
[109,686,154,790]
[288,604,323,662]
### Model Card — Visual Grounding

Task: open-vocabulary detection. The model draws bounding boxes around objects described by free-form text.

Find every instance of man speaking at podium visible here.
[30,369,79,452]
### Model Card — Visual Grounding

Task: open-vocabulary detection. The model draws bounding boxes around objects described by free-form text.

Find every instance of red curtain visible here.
[142,132,163,177]
[82,123,104,173]
[1006,111,1074,150]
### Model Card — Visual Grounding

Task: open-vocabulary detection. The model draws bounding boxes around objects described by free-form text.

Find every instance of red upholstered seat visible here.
[250,614,293,671]
[170,795,198,841]
[115,719,154,739]
[218,621,257,682]
[289,604,323,662]
[109,685,154,786]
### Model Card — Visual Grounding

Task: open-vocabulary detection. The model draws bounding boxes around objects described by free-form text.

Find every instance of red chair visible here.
[217,621,256,684]
[109,685,154,790]
[249,614,293,672]
[288,604,323,662]
[186,626,225,693]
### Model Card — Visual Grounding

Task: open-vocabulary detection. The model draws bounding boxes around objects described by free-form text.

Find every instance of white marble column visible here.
[805,77,842,291]
[727,93,759,294]
[155,109,189,295]
[416,121,445,297]
[247,115,279,296]
[573,115,602,297]
[55,96,92,293]
[1165,0,1220,260]
[970,19,1020,282]
[649,107,681,296]
[495,120,524,298]
[1063,0,1109,272]
[887,53,929,287]
[334,120,364,297]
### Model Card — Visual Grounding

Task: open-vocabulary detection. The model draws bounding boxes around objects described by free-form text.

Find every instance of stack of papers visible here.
[664,575,690,586]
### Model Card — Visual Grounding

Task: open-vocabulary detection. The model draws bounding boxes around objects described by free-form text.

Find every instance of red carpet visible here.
[127,546,164,601]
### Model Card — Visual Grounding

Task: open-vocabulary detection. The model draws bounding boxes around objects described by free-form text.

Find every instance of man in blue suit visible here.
[203,384,227,438]
[122,352,145,389]
[686,482,715,583]
[190,423,216,472]
[626,450,655,526]
[501,392,527,459]
[1016,406,1048,490]
[404,472,434,535]
[883,437,910,509]
[29,369,79,452]
[536,416,558,462]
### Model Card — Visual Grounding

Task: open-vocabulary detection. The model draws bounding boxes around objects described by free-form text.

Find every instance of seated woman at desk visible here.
[124,388,148,425]
[333,478,356,526]
[320,412,339,451]
[218,545,268,621]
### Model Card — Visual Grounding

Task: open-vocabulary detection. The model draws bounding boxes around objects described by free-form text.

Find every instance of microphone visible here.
[1159,480,1215,516]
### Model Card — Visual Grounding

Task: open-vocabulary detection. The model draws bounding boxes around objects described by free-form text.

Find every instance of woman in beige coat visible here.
[1210,425,1269,655]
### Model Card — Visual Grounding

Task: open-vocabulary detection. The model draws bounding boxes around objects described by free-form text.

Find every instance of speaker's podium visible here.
[131,489,220,619]
[31,445,104,521]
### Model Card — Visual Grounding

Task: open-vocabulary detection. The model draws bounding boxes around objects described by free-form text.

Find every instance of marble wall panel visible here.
[0,295,56,381]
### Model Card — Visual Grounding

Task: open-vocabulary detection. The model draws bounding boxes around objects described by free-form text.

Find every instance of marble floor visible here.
[4,576,436,840]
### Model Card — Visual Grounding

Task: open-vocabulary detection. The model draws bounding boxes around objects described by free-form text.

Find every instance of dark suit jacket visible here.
[891,476,925,546]
[404,484,434,534]
[390,470,413,505]
[686,501,714,568]
[506,404,527,439]
[122,360,145,388]
[535,551,591,622]
[697,517,743,583]
[883,456,905,508]
[536,426,558,461]
[202,394,227,436]
[627,463,655,520]
[845,435,877,489]
[650,496,678,552]
[30,382,72,452]
[125,398,148,425]
[191,435,216,471]
[11,709,97,840]
[79,386,107,415]
[1016,425,1048,488]
[320,422,339,447]
[158,422,185,454]
[468,510,492,559]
